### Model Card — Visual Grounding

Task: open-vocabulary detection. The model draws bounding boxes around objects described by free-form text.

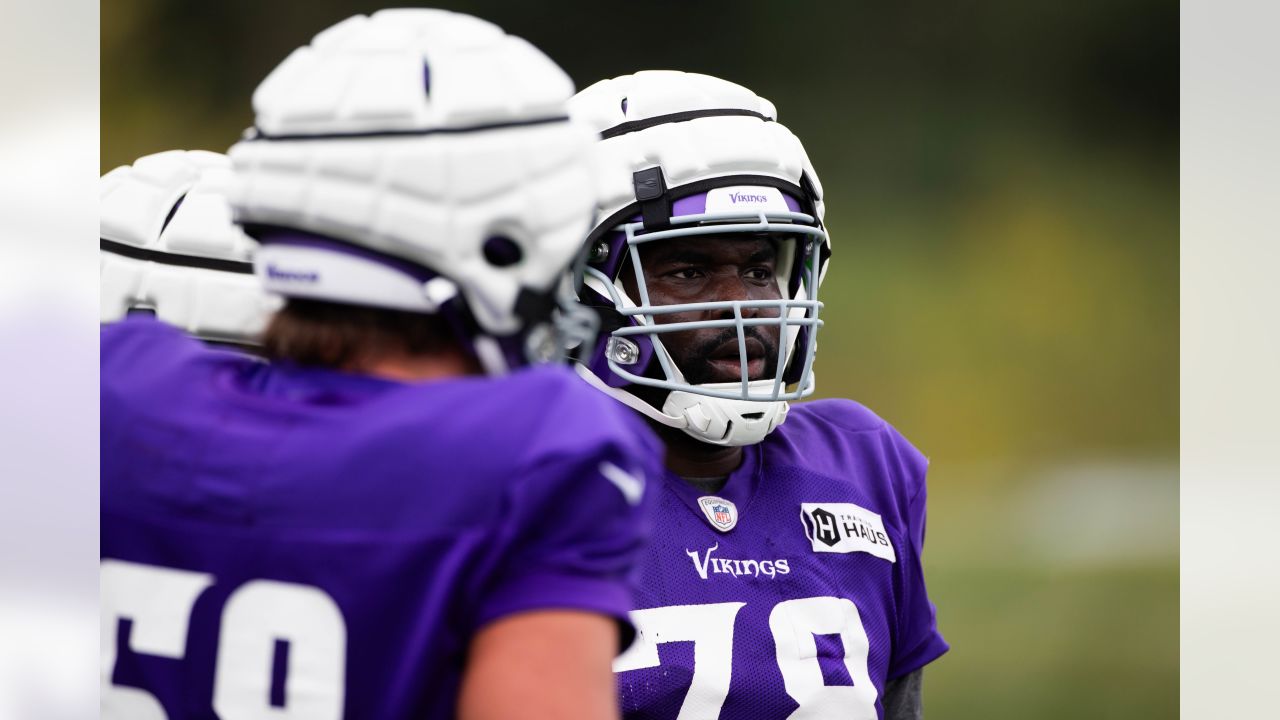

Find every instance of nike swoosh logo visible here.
[600,461,645,506]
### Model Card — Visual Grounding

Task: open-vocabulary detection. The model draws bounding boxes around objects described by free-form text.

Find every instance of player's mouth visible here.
[705,337,768,382]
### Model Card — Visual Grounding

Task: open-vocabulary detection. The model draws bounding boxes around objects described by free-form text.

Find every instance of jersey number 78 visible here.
[614,597,878,720]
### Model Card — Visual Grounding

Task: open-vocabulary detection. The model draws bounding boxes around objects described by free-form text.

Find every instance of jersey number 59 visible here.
[100,559,347,719]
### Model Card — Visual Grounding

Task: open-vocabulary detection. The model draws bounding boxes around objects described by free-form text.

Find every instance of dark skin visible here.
[621,235,783,478]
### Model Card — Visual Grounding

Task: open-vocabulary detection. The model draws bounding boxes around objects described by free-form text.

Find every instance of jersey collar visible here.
[663,442,764,532]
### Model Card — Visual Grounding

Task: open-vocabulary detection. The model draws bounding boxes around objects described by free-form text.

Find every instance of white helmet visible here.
[100,149,279,344]
[569,71,831,446]
[227,9,600,374]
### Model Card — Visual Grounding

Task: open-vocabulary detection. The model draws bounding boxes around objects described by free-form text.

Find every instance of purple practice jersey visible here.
[615,400,948,720]
[101,316,662,720]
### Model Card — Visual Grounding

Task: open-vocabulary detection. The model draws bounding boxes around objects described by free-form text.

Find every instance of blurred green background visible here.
[103,1,1177,717]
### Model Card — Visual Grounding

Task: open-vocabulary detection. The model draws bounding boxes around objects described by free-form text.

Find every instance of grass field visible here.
[918,461,1177,719]
[927,561,1177,718]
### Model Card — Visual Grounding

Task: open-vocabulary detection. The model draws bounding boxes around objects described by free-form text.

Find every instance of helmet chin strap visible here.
[574,363,689,428]
[662,386,789,447]
[573,364,789,447]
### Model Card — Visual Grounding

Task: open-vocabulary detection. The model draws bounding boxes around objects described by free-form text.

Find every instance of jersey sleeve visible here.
[883,425,950,679]
[469,407,659,651]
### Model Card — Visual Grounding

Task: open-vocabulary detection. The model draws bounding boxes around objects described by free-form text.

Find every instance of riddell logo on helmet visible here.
[266,264,319,283]
[729,192,770,204]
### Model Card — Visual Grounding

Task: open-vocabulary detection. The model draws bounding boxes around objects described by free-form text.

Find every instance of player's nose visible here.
[708,275,776,321]
[707,273,752,316]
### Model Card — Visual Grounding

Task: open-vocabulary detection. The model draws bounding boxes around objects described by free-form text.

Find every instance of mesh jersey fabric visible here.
[616,399,947,720]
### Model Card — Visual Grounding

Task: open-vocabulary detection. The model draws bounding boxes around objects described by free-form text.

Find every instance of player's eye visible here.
[743,267,774,282]
[665,267,704,280]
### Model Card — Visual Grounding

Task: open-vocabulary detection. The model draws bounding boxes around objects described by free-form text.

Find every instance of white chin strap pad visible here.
[662,391,789,447]
[573,364,789,447]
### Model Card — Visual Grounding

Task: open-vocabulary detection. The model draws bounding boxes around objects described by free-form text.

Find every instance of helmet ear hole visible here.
[482,235,523,267]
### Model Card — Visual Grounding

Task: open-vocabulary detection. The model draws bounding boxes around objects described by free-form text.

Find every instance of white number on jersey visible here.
[769,596,877,719]
[614,602,745,720]
[614,596,877,719]
[101,560,346,719]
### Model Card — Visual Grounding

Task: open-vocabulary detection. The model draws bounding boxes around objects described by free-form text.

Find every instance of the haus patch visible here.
[698,496,738,532]
[800,503,896,562]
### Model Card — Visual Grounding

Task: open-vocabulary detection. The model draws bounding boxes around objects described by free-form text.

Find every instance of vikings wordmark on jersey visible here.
[615,400,948,720]
[101,318,662,719]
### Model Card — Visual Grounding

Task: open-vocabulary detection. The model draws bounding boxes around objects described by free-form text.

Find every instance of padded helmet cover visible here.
[100,150,277,342]
[228,10,601,370]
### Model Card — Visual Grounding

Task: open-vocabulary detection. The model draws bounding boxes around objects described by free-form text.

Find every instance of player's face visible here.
[623,236,783,385]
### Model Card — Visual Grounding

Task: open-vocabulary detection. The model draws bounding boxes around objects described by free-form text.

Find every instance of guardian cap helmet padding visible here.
[569,71,831,446]
[100,150,278,344]
[228,9,600,374]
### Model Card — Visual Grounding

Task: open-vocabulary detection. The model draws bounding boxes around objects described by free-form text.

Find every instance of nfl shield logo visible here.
[697,496,739,533]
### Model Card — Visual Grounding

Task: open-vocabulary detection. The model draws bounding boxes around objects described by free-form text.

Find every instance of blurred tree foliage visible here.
[102,2,1177,717]
[102,0,1175,465]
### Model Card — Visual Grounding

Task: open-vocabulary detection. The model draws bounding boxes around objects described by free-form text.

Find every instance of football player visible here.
[100,149,277,347]
[101,11,660,720]
[569,71,948,719]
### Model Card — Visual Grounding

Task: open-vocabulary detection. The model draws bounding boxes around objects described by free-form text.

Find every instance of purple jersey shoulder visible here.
[779,398,930,518]
[101,316,661,720]
[101,316,659,531]
[778,399,947,683]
